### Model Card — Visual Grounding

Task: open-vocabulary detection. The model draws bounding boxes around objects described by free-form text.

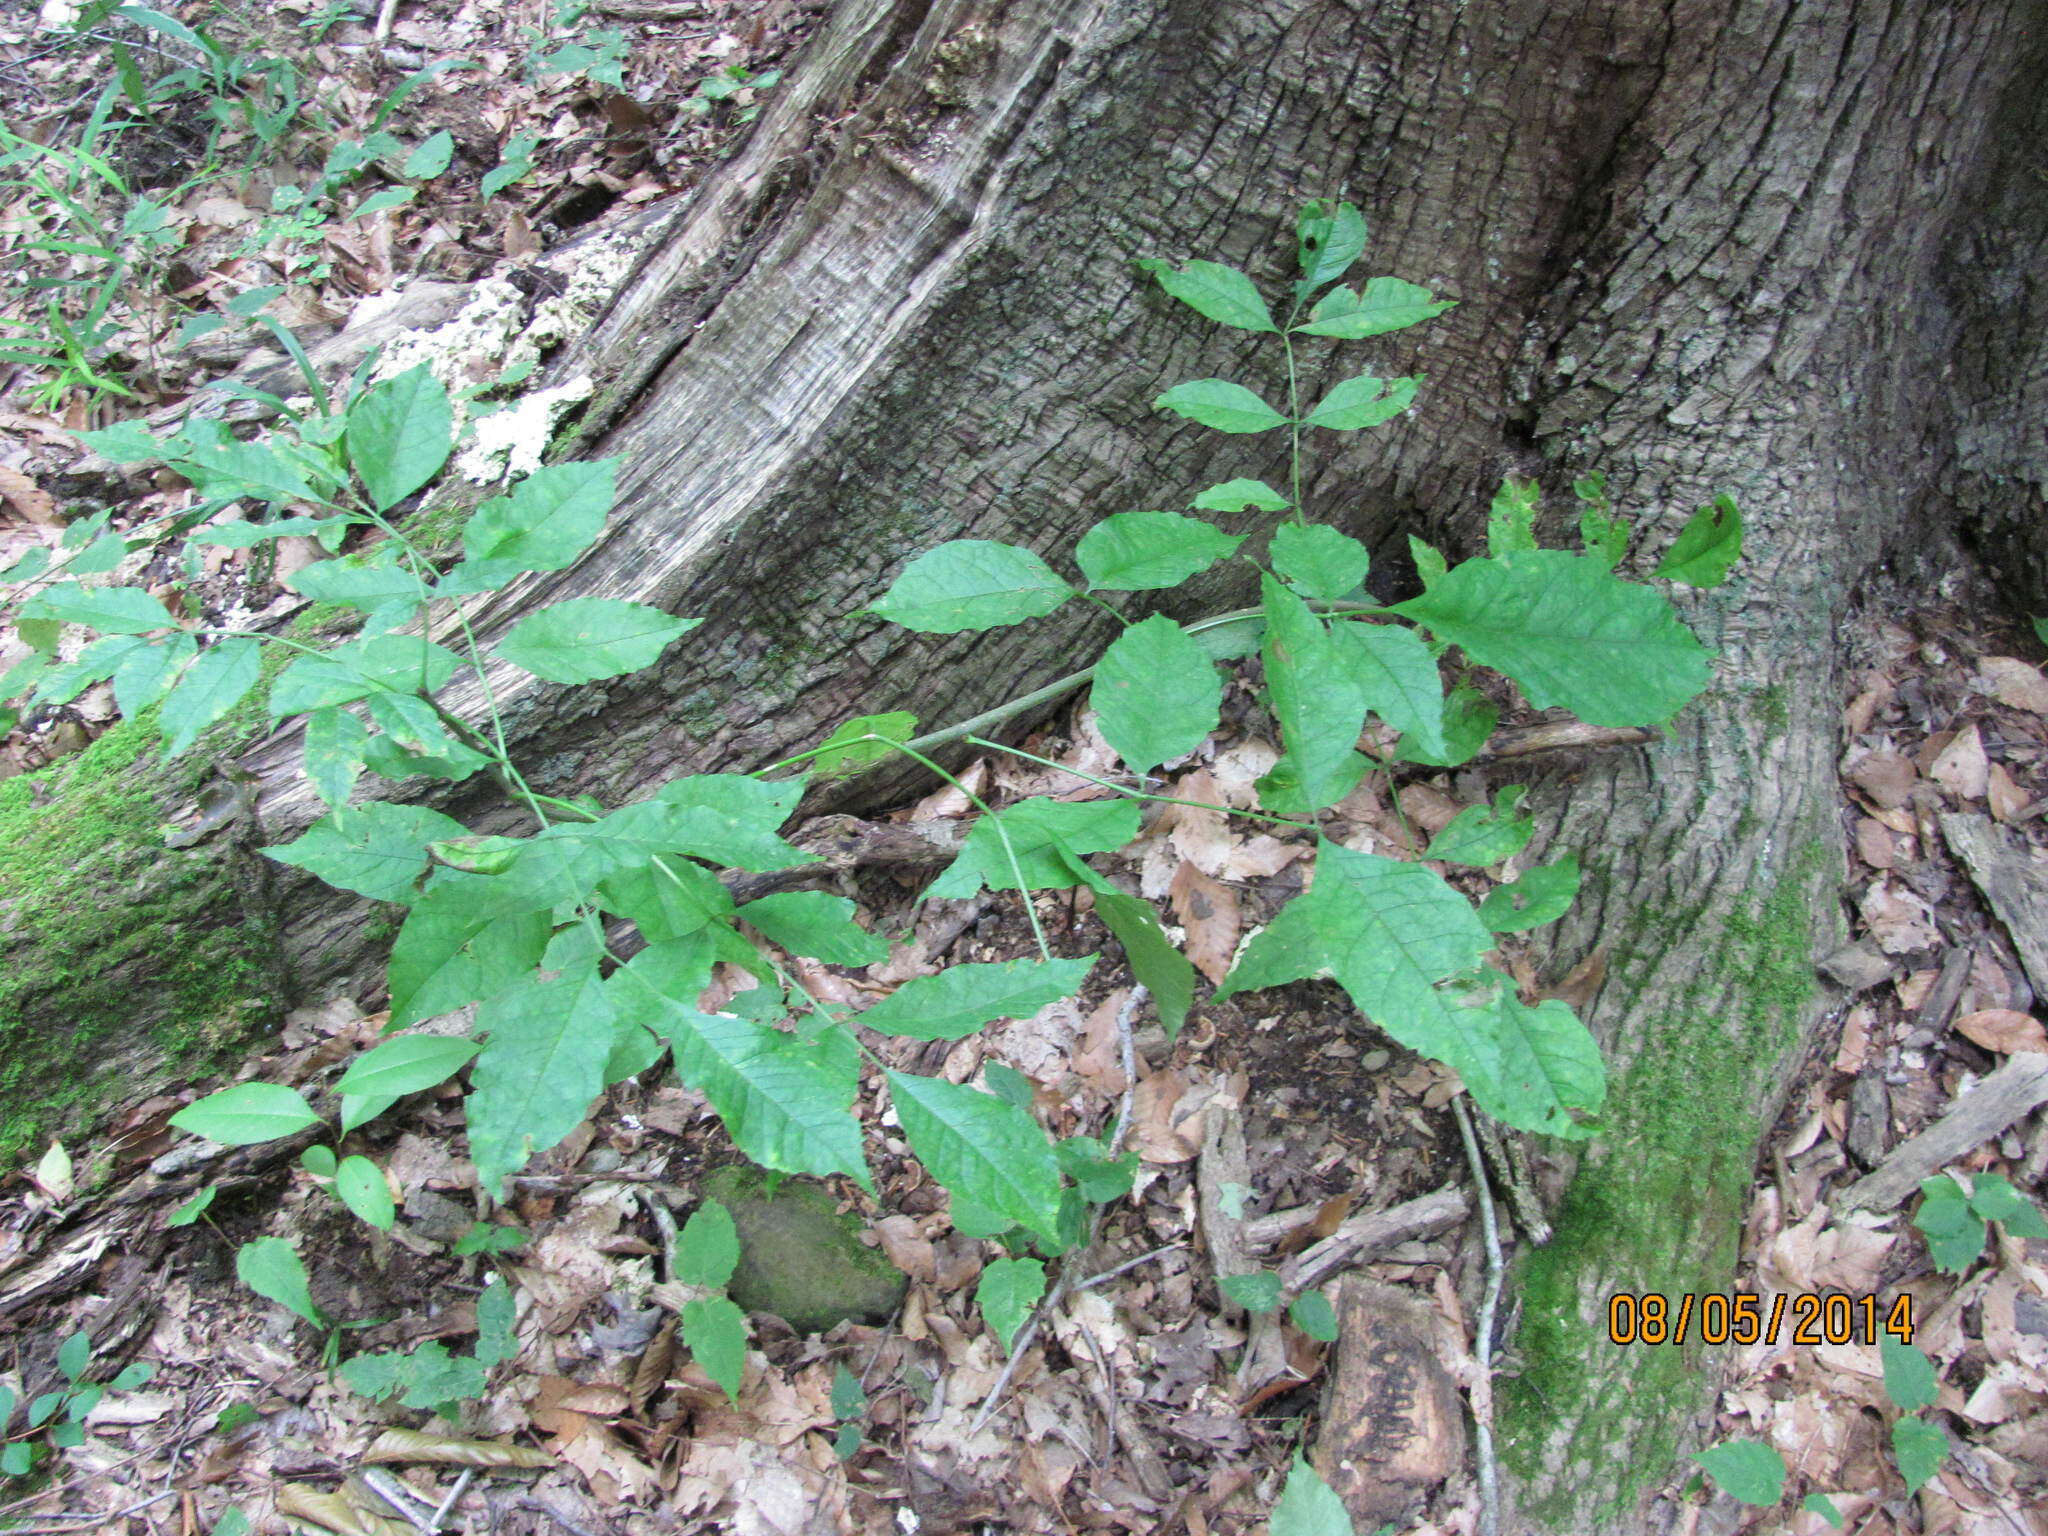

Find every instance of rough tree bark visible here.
[11,0,2046,1529]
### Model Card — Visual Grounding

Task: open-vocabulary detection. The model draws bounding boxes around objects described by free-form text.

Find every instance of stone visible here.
[699,1165,907,1334]
[1817,944,1893,992]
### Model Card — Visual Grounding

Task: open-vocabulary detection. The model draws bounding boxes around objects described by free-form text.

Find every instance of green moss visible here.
[0,716,282,1161]
[1499,840,1830,1525]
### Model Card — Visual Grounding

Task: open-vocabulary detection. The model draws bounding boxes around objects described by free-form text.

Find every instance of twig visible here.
[1454,1098,1504,1536]
[1073,1241,1184,1292]
[373,0,401,44]
[1107,983,1146,1157]
[1077,1322,1119,1464]
[362,1468,439,1535]
[1,1487,177,1533]
[429,1468,476,1530]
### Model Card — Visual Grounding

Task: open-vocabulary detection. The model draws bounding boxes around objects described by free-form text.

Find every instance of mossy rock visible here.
[700,1165,906,1334]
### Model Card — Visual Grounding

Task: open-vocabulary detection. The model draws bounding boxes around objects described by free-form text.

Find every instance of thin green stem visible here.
[886,741,1053,963]
[1281,294,1305,524]
[1076,590,1129,626]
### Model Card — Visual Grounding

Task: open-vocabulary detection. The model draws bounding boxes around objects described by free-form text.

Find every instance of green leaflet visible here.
[674,1200,740,1288]
[21,580,174,635]
[888,1071,1063,1240]
[1394,549,1713,726]
[1462,988,1605,1138]
[441,458,617,595]
[1890,1418,1946,1495]
[1092,615,1220,774]
[264,802,468,904]
[112,632,195,715]
[1327,619,1445,760]
[925,795,1142,899]
[1694,1441,1785,1507]
[1395,681,1494,767]
[1880,1338,1937,1411]
[1074,512,1243,591]
[1478,854,1580,931]
[1271,1455,1352,1536]
[1259,576,1367,813]
[1655,494,1744,587]
[619,959,869,1186]
[1270,522,1369,601]
[171,1082,321,1145]
[1487,476,1540,555]
[334,1155,396,1229]
[810,711,916,778]
[1153,378,1288,434]
[334,1034,481,1099]
[346,365,452,512]
[493,598,701,685]
[976,1257,1046,1353]
[1424,785,1533,867]
[286,547,432,611]
[1300,373,1418,430]
[682,1295,748,1400]
[302,706,369,809]
[865,540,1072,632]
[467,967,617,1191]
[1137,257,1277,332]
[1295,275,1453,338]
[654,774,810,870]
[160,634,262,761]
[737,890,888,966]
[854,955,1096,1041]
[268,634,464,716]
[34,633,150,706]
[388,872,552,1027]
[596,856,733,941]
[235,1237,322,1327]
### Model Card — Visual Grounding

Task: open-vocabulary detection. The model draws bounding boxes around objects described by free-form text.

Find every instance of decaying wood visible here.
[1314,1274,1468,1528]
[1941,814,2048,999]
[1837,1055,2048,1214]
[1281,1186,1470,1299]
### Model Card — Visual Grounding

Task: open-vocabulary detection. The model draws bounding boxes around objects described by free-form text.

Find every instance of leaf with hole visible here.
[1655,495,1743,588]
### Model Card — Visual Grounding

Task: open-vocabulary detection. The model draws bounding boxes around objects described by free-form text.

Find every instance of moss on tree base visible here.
[0,717,284,1164]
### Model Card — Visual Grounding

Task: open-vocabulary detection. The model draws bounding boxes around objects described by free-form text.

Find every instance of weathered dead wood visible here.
[1837,1055,2048,1214]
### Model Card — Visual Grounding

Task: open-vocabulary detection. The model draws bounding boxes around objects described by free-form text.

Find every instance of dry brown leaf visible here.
[1169,860,1241,984]
[872,1214,937,1282]
[1859,878,1941,954]
[1987,760,2029,823]
[1538,949,1608,1011]
[1223,833,1306,881]
[1848,749,1917,810]
[1952,1008,2048,1055]
[276,1484,413,1536]
[1929,722,1989,800]
[0,464,60,526]
[1855,817,1895,869]
[630,1320,676,1414]
[1976,656,2048,714]
[1845,673,1894,735]
[1128,1068,1199,1163]
[1834,1003,1875,1073]
[364,1427,553,1467]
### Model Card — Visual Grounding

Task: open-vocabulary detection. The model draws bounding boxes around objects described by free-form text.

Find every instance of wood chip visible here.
[1941,814,2048,998]
[1837,1055,2048,1212]
[1312,1275,1467,1525]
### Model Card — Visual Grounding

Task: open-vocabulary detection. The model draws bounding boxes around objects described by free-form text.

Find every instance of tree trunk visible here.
[13,0,2046,1528]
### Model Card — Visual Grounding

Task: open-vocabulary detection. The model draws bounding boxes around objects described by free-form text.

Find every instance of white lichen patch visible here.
[454,375,595,483]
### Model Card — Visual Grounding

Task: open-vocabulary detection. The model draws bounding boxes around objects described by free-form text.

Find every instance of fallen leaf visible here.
[1859,878,1941,954]
[1855,818,1895,869]
[1952,1009,2048,1055]
[1169,860,1241,984]
[1987,761,2028,824]
[1929,723,1988,800]
[0,464,61,525]
[1976,657,2048,714]
[1847,749,1917,810]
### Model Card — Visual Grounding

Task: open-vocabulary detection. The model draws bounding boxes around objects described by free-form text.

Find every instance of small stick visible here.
[1454,1098,1504,1536]
[361,1468,438,1535]
[429,1468,476,1531]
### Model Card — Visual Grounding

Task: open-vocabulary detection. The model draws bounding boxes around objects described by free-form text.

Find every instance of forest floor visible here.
[0,4,2044,1536]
